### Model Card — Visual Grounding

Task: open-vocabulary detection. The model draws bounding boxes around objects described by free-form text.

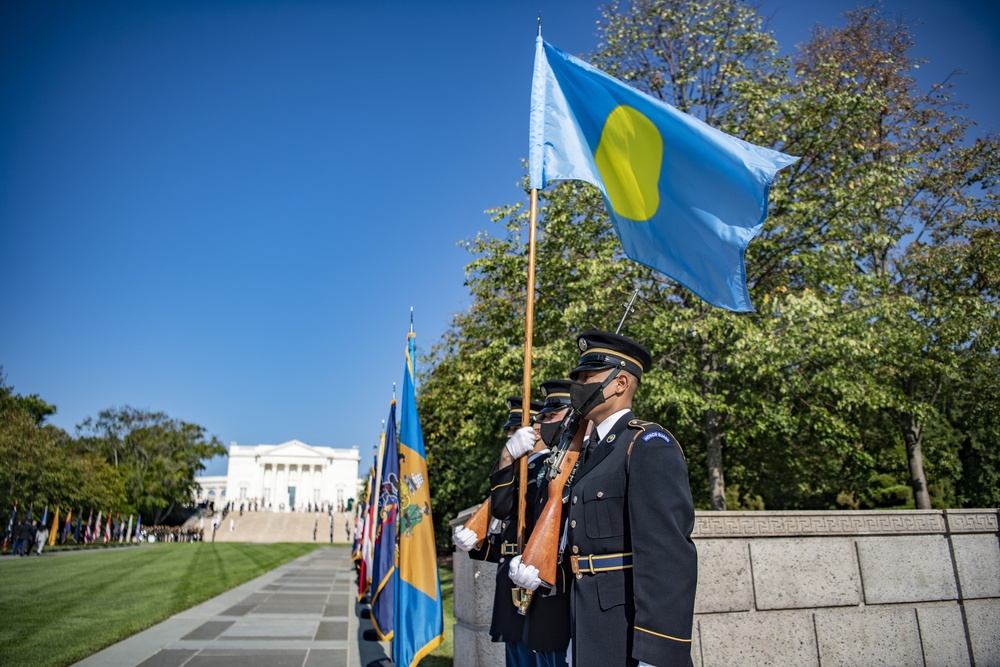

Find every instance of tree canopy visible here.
[1,369,225,526]
[417,0,999,546]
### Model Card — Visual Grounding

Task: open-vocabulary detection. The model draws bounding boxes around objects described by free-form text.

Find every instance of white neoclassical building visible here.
[195,440,361,512]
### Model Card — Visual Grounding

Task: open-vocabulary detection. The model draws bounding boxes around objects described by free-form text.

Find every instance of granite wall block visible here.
[915,602,971,667]
[814,606,923,667]
[951,533,1000,600]
[699,610,817,666]
[855,535,957,604]
[751,538,861,610]
[692,539,753,614]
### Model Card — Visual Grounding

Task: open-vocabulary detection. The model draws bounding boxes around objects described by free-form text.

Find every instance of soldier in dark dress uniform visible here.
[454,397,543,667]
[522,380,575,667]
[512,332,697,667]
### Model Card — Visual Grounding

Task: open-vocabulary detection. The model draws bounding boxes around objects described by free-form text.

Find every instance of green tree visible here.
[77,406,226,524]
[419,0,1000,541]
[0,372,124,518]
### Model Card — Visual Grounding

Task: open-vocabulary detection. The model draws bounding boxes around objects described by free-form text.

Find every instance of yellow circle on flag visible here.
[594,105,662,221]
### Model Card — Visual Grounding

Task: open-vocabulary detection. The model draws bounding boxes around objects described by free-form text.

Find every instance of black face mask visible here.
[539,420,562,446]
[570,380,607,416]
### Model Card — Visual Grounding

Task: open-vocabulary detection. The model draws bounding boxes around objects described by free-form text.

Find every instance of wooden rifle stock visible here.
[521,426,585,587]
[463,498,492,547]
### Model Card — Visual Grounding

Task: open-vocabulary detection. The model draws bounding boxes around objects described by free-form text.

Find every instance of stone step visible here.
[206,511,353,544]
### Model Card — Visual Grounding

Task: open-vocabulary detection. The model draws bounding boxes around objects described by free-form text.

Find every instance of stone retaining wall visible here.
[450,509,1000,666]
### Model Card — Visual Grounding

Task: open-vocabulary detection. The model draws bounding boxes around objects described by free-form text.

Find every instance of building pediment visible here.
[260,440,330,460]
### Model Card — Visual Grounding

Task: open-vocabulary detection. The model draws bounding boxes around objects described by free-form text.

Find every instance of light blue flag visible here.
[393,329,444,667]
[529,38,798,312]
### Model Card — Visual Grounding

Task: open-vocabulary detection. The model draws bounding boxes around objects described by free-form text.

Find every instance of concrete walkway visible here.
[72,546,392,667]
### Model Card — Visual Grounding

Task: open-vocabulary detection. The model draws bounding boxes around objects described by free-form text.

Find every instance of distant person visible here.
[12,521,27,556]
[35,523,48,555]
[229,517,235,532]
[313,521,318,541]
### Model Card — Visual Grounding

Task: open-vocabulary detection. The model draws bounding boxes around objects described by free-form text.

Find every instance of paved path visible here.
[72,546,391,667]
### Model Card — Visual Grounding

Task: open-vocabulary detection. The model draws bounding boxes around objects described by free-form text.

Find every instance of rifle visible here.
[462,497,492,547]
[520,412,585,589]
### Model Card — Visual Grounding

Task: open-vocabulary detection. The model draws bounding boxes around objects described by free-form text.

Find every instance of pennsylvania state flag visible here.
[370,400,399,640]
[529,38,798,312]
[393,330,444,667]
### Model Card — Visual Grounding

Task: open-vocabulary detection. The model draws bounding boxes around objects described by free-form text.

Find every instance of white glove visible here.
[566,640,572,665]
[452,526,479,552]
[637,663,657,667]
[505,426,536,459]
[508,554,542,591]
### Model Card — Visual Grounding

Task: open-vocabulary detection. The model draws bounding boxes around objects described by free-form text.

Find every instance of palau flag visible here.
[529,38,798,312]
[393,330,444,667]
[370,400,399,641]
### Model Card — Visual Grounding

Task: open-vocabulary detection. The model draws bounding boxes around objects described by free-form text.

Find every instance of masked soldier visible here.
[522,379,575,667]
[454,396,543,667]
[511,331,697,667]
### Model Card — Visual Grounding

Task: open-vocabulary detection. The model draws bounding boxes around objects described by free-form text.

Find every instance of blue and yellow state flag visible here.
[393,330,444,667]
[370,400,399,641]
[529,38,798,312]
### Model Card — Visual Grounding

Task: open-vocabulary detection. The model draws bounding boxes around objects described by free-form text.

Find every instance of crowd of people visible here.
[4,519,47,556]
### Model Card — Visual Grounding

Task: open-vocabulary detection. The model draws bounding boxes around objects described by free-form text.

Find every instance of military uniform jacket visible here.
[480,450,548,645]
[522,461,572,654]
[565,411,697,667]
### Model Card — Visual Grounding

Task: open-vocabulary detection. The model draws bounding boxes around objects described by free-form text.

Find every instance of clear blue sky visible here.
[2,0,997,479]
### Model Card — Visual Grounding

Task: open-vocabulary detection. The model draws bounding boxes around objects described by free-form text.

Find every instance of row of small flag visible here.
[3,502,142,549]
[350,324,444,667]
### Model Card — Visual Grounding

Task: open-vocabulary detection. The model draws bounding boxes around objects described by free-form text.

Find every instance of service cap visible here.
[502,396,543,430]
[569,330,652,381]
[537,379,573,416]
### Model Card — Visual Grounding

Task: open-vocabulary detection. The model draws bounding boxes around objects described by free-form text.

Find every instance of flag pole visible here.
[515,17,544,614]
[512,187,540,615]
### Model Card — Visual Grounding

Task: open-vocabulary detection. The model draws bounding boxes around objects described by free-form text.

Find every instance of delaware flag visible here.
[393,329,444,667]
[370,400,399,641]
[529,38,798,312]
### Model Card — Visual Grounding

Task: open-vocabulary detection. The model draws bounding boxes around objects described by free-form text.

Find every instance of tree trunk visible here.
[699,344,726,510]
[703,406,726,510]
[900,411,931,509]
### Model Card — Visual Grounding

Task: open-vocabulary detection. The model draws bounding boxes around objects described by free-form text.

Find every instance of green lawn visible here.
[0,542,318,667]
[423,563,454,667]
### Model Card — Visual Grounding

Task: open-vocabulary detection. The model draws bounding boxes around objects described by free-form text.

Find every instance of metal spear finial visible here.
[615,288,640,334]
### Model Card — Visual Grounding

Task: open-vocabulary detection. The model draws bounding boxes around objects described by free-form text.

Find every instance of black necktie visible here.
[584,429,601,461]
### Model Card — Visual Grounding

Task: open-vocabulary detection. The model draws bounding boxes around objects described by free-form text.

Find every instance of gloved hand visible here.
[508,554,542,591]
[452,526,479,552]
[637,663,657,667]
[566,640,573,665]
[505,426,536,459]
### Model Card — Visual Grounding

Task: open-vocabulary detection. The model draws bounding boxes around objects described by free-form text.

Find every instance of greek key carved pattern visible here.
[692,511,953,538]
[945,510,999,533]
